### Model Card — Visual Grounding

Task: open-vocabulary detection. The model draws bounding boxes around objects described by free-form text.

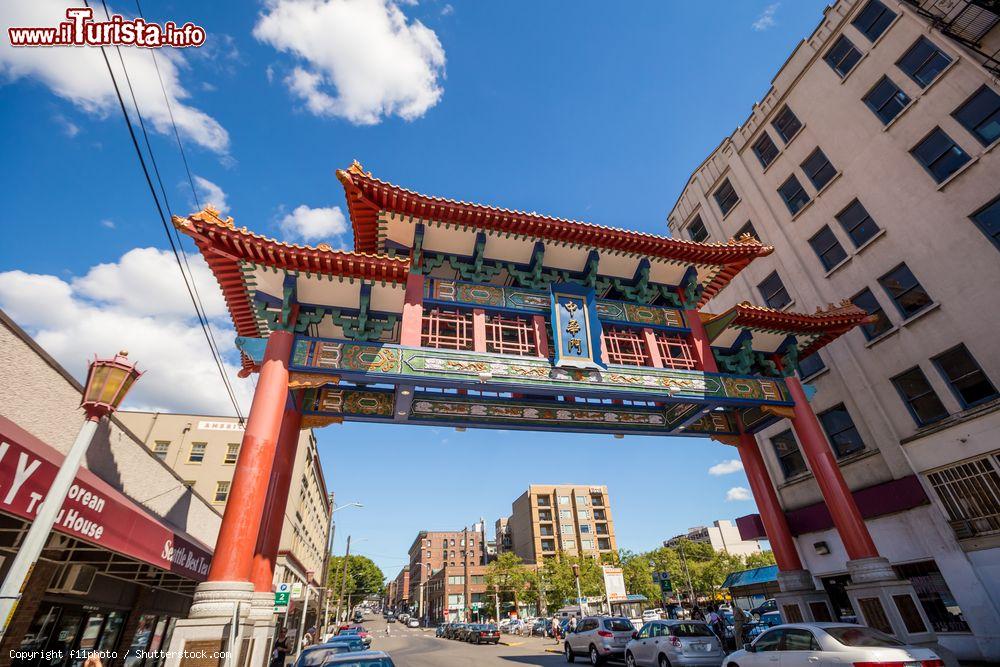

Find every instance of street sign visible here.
[275,591,290,606]
[291,582,304,599]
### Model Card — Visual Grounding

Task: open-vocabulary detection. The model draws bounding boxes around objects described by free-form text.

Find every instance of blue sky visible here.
[0,0,828,579]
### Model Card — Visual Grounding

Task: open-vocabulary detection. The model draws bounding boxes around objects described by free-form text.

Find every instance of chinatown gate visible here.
[164,162,937,664]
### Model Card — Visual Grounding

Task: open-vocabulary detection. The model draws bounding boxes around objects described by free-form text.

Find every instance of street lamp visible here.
[323,502,363,632]
[572,563,586,616]
[0,351,141,638]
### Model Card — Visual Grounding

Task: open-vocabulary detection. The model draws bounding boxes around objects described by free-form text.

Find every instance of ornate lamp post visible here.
[0,351,141,638]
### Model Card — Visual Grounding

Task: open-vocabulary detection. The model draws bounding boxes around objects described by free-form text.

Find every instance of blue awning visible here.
[722,565,778,589]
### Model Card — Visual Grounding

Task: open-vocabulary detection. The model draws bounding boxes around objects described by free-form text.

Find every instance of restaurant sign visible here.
[0,416,212,580]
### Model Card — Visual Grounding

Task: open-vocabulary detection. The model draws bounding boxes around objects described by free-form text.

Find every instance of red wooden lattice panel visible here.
[485,313,538,356]
[422,308,474,350]
[602,326,650,366]
[655,333,698,370]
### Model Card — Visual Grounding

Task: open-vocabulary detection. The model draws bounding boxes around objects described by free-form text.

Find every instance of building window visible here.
[581,540,594,551]
[559,509,571,519]
[541,539,555,552]
[735,220,759,241]
[778,174,810,215]
[818,404,865,458]
[558,495,570,505]
[654,333,698,370]
[878,263,932,318]
[953,85,1000,146]
[897,36,952,88]
[863,76,911,125]
[853,0,896,40]
[892,367,949,425]
[447,576,465,585]
[932,344,998,408]
[602,326,650,366]
[224,443,240,464]
[188,442,206,463]
[561,524,573,534]
[575,495,587,505]
[772,106,802,143]
[798,352,826,380]
[563,538,576,549]
[852,288,892,340]
[421,308,474,350]
[927,455,1000,539]
[771,429,808,478]
[893,560,969,633]
[580,524,591,533]
[808,225,848,271]
[970,194,1000,250]
[753,132,780,168]
[484,312,538,356]
[824,35,862,78]
[836,199,880,247]
[153,441,170,460]
[713,179,740,216]
[578,509,589,520]
[687,215,709,242]
[597,538,611,550]
[757,271,791,310]
[214,481,230,503]
[911,128,971,183]
[801,148,837,190]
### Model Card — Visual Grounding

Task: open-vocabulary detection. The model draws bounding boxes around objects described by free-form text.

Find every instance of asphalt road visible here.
[362,617,590,666]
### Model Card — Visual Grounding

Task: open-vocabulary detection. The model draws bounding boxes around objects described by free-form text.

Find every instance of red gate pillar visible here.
[400,272,424,347]
[785,376,879,561]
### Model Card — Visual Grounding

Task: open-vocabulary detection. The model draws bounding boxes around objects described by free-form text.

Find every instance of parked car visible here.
[749,599,776,620]
[337,626,372,647]
[406,618,420,628]
[397,613,410,624]
[293,643,355,667]
[725,623,943,667]
[624,620,724,667]
[531,618,551,637]
[320,636,367,652]
[641,609,663,623]
[520,618,539,636]
[745,611,782,641]
[665,604,688,620]
[504,619,524,634]
[497,619,513,633]
[310,650,395,666]
[386,614,396,624]
[354,611,364,623]
[466,623,500,644]
[447,623,468,640]
[564,615,635,664]
[435,624,448,638]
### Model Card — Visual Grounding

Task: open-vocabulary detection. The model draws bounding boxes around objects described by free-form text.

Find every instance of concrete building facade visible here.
[116,411,332,595]
[667,520,767,556]
[505,484,617,563]
[667,0,1000,660]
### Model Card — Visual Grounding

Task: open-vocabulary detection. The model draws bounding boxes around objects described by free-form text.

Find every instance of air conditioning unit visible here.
[49,564,97,595]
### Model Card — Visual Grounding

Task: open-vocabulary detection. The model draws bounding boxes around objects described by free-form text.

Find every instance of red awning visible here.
[0,415,213,581]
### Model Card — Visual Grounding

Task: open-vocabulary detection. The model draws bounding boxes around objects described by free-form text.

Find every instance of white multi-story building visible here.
[667,520,767,556]
[667,0,1000,660]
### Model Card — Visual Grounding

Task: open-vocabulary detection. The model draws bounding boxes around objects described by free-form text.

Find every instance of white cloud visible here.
[279,204,348,242]
[0,248,251,416]
[0,0,229,153]
[752,3,780,31]
[54,114,79,137]
[100,219,115,229]
[193,176,228,213]
[441,4,454,16]
[726,486,752,502]
[253,0,446,125]
[709,459,744,476]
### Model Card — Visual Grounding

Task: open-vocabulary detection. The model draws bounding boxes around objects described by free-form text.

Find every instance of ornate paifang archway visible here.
[161,162,937,665]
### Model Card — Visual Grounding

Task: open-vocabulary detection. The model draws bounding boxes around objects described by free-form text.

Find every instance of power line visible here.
[88,0,244,421]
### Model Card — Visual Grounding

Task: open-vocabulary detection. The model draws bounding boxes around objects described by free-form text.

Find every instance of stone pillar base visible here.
[845,558,939,647]
[248,592,276,622]
[189,581,256,619]
[163,617,259,667]
[773,569,835,623]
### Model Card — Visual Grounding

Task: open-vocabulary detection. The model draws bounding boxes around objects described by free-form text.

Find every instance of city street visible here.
[361,618,602,666]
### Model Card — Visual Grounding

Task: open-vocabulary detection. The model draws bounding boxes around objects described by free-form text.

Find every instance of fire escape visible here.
[903,0,1000,77]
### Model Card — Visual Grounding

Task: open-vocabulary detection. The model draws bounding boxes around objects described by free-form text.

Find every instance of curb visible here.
[500,641,525,646]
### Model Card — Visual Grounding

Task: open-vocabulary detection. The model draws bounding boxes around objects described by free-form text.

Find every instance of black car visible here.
[449,623,470,640]
[466,624,500,645]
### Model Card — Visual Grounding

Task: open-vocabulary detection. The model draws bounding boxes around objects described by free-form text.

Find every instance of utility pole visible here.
[674,540,695,606]
[297,572,313,653]
[321,492,336,634]
[463,527,471,622]
[334,536,352,625]
[572,563,586,616]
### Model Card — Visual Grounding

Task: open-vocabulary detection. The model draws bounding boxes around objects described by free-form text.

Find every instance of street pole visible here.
[333,535,352,625]
[321,493,336,635]
[297,572,314,653]
[573,563,586,616]
[678,542,695,606]
[463,527,470,623]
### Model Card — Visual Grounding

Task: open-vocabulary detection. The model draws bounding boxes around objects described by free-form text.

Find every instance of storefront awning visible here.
[721,565,778,590]
[0,416,212,581]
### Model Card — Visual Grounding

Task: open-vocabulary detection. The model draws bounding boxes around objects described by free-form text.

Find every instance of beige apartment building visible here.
[667,520,767,557]
[505,484,617,563]
[117,411,332,594]
[667,0,999,660]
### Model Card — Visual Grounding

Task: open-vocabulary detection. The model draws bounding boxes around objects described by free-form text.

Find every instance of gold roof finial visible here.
[348,159,368,176]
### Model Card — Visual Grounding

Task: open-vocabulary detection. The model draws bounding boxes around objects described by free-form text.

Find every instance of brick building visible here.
[407,527,487,619]
[505,484,617,563]
[425,565,489,624]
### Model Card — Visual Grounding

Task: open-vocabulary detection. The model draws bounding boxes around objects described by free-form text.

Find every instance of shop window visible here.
[824,35,862,78]
[214,481,231,503]
[933,344,998,408]
[224,443,240,464]
[778,175,811,215]
[970,194,1000,250]
[953,85,1000,146]
[892,366,948,426]
[851,288,892,340]
[771,429,808,478]
[654,333,698,370]
[878,263,933,318]
[421,308,474,350]
[817,403,865,458]
[602,326,650,366]
[187,442,206,463]
[758,271,792,310]
[893,560,970,632]
[753,132,780,168]
[897,36,952,88]
[124,614,159,667]
[852,0,896,41]
[836,199,880,247]
[772,105,802,143]
[484,312,538,356]
[863,76,911,125]
[153,441,170,460]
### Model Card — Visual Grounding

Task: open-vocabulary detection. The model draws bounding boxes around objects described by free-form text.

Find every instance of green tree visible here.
[485,553,532,615]
[327,554,385,600]
[619,550,657,604]
[744,550,777,569]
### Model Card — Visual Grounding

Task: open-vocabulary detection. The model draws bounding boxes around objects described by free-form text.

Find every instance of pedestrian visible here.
[691,605,704,622]
[551,617,560,644]
[83,653,103,667]
[705,606,724,641]
[733,605,747,649]
[568,615,577,634]
[270,628,290,667]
